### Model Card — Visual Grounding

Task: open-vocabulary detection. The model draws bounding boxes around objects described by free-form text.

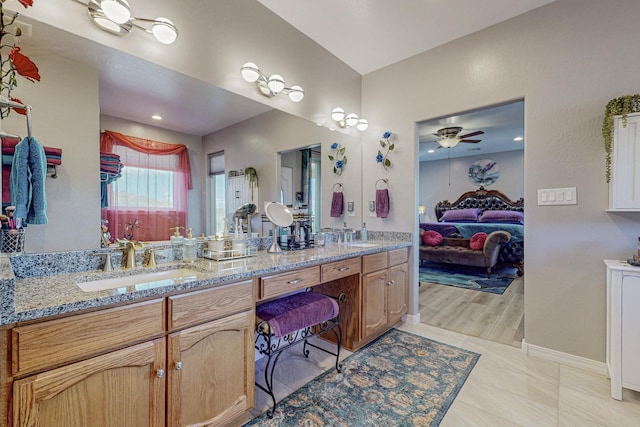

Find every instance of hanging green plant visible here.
[602,94,640,182]
[244,166,258,199]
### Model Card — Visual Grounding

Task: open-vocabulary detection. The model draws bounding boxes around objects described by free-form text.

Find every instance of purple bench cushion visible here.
[256,292,339,338]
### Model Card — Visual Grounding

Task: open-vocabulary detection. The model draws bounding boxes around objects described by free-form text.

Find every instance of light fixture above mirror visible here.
[86,0,178,44]
[241,63,304,102]
[331,107,368,131]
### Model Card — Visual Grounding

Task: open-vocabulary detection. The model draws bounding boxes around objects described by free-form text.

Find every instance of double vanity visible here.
[0,237,411,426]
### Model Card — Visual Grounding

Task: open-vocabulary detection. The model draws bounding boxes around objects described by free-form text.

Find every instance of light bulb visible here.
[100,0,131,24]
[267,74,285,93]
[241,62,260,83]
[151,18,177,44]
[93,16,123,33]
[288,85,304,102]
[356,119,369,131]
[331,107,345,122]
[345,113,359,127]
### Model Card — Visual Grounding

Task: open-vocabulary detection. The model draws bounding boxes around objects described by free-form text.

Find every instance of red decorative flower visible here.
[10,98,27,116]
[17,0,34,8]
[9,47,41,82]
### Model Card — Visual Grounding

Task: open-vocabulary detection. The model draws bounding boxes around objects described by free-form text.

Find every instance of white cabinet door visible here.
[610,112,640,210]
[227,175,259,213]
[622,274,640,389]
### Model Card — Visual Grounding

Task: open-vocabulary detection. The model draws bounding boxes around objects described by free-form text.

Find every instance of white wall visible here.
[99,115,205,237]
[362,0,640,361]
[419,150,524,221]
[3,53,100,252]
[202,110,362,231]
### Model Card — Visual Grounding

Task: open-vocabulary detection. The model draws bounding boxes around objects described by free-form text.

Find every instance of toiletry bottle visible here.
[361,222,368,242]
[170,226,184,261]
[183,228,197,262]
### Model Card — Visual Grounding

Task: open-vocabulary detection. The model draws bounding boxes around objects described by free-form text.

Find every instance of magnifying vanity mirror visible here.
[264,202,293,253]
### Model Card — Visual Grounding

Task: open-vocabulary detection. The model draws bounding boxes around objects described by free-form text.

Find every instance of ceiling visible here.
[257,0,555,75]
[417,100,524,162]
[20,1,548,138]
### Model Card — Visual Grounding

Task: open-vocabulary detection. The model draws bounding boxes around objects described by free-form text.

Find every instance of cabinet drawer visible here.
[260,266,321,299]
[12,299,165,375]
[168,280,253,331]
[388,248,409,267]
[321,257,361,282]
[362,252,388,274]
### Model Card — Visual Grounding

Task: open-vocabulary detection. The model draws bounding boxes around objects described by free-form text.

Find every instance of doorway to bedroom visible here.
[416,100,525,348]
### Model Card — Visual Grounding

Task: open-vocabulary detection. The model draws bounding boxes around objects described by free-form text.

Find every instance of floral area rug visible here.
[419,263,517,295]
[244,329,479,426]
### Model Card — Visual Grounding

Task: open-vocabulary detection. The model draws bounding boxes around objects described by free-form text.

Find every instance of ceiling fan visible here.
[434,126,484,148]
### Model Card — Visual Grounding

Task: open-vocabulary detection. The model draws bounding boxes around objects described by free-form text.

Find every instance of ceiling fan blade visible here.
[458,130,484,139]
[460,139,481,143]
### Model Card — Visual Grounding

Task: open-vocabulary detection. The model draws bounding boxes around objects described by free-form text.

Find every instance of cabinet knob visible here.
[156,369,165,378]
[175,361,183,370]
[387,280,395,286]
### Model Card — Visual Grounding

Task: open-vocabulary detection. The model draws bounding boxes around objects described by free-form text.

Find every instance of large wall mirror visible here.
[2,14,361,252]
[280,145,321,232]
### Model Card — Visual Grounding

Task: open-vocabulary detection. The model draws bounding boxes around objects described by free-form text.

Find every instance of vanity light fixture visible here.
[331,107,368,131]
[151,114,162,120]
[240,63,304,102]
[86,0,178,44]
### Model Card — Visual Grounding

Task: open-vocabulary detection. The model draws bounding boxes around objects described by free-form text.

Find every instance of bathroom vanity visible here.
[0,239,410,427]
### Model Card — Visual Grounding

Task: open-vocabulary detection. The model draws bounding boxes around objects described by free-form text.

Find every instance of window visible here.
[208,151,226,236]
[101,131,191,242]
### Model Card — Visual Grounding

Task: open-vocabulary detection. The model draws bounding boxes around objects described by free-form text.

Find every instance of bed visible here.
[420,186,524,275]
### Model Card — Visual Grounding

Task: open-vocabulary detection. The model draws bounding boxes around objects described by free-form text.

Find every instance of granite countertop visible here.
[0,240,411,326]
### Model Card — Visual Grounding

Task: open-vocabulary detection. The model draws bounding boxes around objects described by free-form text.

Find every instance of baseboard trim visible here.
[521,339,607,376]
[402,313,421,325]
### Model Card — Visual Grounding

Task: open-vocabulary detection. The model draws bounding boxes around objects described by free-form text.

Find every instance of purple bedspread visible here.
[419,222,460,237]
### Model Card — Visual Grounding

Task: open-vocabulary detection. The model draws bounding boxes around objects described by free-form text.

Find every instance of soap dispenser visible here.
[183,228,197,262]
[361,222,368,242]
[170,226,184,261]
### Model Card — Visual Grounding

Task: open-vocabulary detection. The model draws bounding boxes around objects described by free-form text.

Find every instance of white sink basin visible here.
[77,268,200,292]
[349,243,379,248]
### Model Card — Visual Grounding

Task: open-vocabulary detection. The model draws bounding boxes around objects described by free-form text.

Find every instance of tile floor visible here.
[251,323,640,426]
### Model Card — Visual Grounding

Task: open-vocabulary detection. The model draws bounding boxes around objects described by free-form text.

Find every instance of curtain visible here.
[100,131,192,242]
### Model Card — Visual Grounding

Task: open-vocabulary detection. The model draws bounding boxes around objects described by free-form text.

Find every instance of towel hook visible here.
[333,182,343,192]
[375,178,388,189]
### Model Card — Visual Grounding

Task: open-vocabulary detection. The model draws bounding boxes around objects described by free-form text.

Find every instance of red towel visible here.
[330,192,343,218]
[376,189,389,218]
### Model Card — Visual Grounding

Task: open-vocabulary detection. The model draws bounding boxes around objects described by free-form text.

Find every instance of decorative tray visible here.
[626,259,640,267]
[203,246,257,261]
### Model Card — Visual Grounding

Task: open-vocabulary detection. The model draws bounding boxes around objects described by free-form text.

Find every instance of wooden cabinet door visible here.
[387,263,408,326]
[13,339,165,427]
[362,270,388,338]
[167,310,254,427]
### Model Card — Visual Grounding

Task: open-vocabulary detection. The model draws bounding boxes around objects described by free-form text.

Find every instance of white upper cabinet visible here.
[609,112,640,211]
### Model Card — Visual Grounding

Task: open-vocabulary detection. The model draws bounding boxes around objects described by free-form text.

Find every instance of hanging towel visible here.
[330,191,343,218]
[376,188,390,218]
[10,137,48,224]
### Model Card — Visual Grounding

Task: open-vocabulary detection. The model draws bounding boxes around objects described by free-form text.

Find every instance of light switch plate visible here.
[537,187,577,205]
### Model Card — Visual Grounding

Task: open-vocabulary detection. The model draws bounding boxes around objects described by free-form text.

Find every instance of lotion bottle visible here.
[183,228,197,262]
[361,222,368,242]
[170,226,184,261]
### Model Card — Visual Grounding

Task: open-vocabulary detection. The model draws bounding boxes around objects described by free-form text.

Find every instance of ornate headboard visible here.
[435,186,524,221]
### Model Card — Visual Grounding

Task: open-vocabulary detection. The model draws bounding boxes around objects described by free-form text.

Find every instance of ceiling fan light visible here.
[288,85,304,102]
[267,74,285,93]
[439,137,460,148]
[100,0,131,24]
[331,107,345,122]
[151,17,178,44]
[345,113,358,127]
[241,62,261,83]
[356,118,368,131]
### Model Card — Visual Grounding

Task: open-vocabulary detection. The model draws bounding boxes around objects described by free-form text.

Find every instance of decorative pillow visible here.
[440,208,482,223]
[479,210,524,224]
[470,232,488,250]
[422,230,443,246]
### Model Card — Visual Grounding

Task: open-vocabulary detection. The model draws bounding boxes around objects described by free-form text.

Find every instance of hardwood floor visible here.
[419,274,524,347]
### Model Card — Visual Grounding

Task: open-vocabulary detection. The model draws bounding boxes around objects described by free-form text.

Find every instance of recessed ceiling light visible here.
[152,115,162,120]
[513,136,523,141]
[427,149,435,153]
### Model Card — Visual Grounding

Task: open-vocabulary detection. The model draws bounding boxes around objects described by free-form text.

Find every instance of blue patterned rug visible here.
[419,263,517,295]
[245,329,479,426]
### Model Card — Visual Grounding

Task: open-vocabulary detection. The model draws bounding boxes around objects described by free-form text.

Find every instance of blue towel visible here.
[10,137,48,224]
